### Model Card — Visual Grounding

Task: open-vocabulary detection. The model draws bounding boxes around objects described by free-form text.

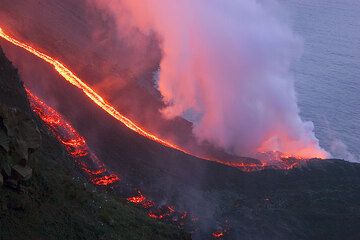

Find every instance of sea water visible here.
[284,0,360,161]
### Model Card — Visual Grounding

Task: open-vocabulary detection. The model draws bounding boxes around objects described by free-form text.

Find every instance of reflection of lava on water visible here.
[26,88,120,186]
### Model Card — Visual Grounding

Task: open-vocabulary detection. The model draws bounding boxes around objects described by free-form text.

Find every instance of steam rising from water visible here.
[93,0,328,159]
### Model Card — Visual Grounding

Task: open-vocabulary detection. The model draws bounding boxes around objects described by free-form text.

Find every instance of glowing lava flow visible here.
[26,88,120,186]
[127,191,156,209]
[126,190,230,238]
[127,191,193,226]
[0,27,309,172]
[0,27,181,150]
[0,27,269,170]
[26,86,227,237]
[212,231,225,239]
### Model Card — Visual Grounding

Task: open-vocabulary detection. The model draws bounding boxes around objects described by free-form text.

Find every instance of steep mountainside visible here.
[1,25,360,239]
[0,47,188,240]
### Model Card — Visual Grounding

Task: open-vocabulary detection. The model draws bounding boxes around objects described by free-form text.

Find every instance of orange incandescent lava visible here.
[0,27,265,169]
[0,27,181,150]
[26,88,225,236]
[148,206,176,220]
[212,231,225,239]
[127,191,147,204]
[26,88,120,186]
[127,191,155,209]
[126,191,194,224]
[0,27,311,171]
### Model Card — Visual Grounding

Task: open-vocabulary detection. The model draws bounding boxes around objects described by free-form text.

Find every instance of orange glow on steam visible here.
[0,27,324,171]
[0,27,182,150]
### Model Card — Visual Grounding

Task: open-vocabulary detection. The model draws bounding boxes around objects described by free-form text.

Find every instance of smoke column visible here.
[92,0,329,159]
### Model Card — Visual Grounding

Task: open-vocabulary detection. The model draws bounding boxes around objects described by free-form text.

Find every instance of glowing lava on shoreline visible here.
[26,88,120,186]
[0,27,313,171]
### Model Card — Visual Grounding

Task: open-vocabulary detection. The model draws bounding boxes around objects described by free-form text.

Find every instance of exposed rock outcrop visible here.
[0,103,40,188]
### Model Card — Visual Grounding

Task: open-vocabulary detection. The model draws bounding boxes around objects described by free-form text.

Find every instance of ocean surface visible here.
[283,0,360,161]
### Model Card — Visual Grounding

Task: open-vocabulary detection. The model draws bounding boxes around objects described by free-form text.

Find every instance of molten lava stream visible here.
[212,231,225,239]
[126,191,194,226]
[126,190,230,238]
[0,27,275,172]
[0,28,181,149]
[26,88,228,237]
[26,88,120,186]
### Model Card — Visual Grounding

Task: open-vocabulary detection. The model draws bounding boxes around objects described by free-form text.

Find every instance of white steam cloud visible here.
[92,0,328,159]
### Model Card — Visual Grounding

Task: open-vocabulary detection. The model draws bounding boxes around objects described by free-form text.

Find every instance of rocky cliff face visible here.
[0,103,41,189]
[0,47,40,189]
[0,48,30,110]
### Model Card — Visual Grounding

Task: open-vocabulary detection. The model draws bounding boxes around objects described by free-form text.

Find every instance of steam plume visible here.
[92,0,328,159]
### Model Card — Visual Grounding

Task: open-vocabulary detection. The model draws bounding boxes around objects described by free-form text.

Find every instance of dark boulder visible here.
[0,103,40,188]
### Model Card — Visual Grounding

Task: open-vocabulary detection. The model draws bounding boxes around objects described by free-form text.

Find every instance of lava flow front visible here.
[0,27,312,174]
[26,88,120,186]
[0,27,291,172]
[212,231,225,239]
[126,191,198,231]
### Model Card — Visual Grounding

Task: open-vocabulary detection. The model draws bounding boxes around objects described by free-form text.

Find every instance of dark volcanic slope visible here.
[0,48,188,240]
[2,44,360,239]
[1,2,360,239]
